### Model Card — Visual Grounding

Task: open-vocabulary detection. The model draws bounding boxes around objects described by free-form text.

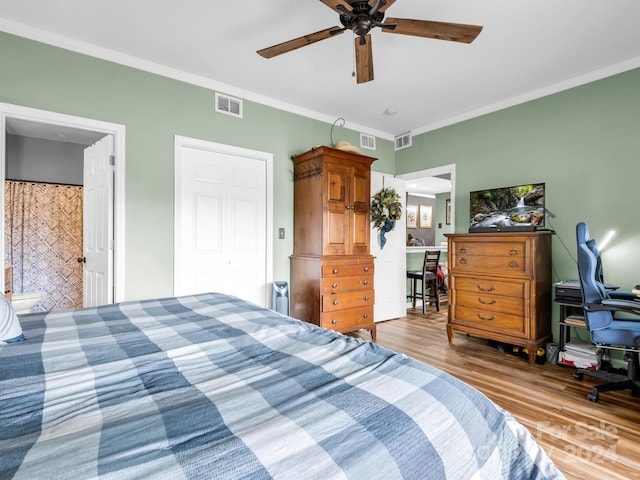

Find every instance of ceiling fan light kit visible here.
[257,0,483,84]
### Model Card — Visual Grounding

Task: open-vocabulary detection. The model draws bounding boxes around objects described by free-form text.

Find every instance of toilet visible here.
[12,292,43,314]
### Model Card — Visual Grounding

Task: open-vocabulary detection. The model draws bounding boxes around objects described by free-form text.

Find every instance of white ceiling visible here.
[1,0,639,140]
[6,118,106,146]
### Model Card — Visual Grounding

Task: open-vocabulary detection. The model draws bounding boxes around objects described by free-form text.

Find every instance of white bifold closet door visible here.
[175,137,269,307]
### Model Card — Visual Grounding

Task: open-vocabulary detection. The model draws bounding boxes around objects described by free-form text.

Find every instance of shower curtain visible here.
[4,180,83,312]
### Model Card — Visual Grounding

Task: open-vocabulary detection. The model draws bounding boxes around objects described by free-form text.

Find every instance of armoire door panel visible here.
[326,211,347,255]
[351,168,370,210]
[327,168,348,206]
[351,210,370,253]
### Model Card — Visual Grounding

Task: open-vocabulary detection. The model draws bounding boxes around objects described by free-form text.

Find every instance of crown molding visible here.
[412,56,640,136]
[0,19,394,141]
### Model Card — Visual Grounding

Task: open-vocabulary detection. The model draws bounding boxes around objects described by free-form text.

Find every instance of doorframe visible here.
[174,135,273,306]
[397,163,456,235]
[0,102,126,302]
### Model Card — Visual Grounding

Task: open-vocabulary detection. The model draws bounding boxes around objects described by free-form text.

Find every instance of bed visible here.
[1,292,563,479]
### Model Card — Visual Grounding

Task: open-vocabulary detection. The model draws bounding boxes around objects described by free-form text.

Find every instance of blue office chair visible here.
[585,236,638,300]
[575,222,640,402]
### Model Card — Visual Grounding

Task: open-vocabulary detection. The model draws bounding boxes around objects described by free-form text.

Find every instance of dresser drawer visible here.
[453,276,525,298]
[451,255,527,273]
[321,274,373,293]
[452,305,526,336]
[320,306,373,331]
[322,262,374,278]
[450,241,526,258]
[322,290,374,312]
[454,290,524,316]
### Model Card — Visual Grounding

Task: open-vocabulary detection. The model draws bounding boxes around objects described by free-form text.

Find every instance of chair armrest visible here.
[608,290,640,301]
[584,299,640,318]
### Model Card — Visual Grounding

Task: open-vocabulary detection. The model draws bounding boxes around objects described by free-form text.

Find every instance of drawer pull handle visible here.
[333,268,338,274]
[477,313,497,321]
[363,280,368,285]
[363,314,368,319]
[509,260,519,268]
[477,284,495,292]
[333,300,339,305]
[509,248,519,256]
[364,267,369,272]
[460,248,467,254]
[332,283,338,288]
[332,319,337,325]
[364,296,370,301]
[459,258,468,265]
[478,297,497,305]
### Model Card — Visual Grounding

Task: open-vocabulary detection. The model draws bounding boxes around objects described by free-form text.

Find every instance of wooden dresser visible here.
[446,231,553,364]
[290,146,376,340]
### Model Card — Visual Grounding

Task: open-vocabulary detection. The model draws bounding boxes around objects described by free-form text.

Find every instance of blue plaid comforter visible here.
[0,293,563,479]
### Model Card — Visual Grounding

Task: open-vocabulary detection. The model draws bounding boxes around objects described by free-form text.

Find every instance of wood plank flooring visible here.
[352,307,640,480]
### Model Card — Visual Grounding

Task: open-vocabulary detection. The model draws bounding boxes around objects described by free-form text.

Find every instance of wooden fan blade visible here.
[319,0,353,14]
[382,18,483,43]
[257,27,345,58]
[368,0,397,13]
[355,35,374,84]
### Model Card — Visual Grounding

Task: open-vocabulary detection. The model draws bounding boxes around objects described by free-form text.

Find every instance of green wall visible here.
[399,68,640,341]
[2,32,638,345]
[0,32,394,300]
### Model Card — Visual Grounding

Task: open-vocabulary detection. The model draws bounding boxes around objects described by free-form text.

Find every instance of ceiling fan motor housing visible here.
[339,1,385,37]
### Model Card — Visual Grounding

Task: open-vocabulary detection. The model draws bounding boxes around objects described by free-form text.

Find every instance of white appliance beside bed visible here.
[0,292,563,479]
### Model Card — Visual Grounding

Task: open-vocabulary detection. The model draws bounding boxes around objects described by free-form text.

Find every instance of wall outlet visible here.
[278,228,285,239]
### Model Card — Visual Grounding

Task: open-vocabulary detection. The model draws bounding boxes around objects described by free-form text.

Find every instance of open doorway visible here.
[397,165,455,311]
[1,103,126,310]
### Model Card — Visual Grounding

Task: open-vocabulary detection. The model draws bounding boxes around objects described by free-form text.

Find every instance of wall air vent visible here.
[394,132,412,151]
[215,92,243,118]
[360,133,376,150]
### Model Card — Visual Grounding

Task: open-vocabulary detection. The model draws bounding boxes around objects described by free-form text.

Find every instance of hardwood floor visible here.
[352,307,640,480]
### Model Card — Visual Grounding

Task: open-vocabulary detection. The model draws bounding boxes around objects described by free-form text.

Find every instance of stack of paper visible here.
[560,340,601,370]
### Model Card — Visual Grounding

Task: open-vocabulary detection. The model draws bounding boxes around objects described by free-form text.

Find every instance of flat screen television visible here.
[469,183,546,232]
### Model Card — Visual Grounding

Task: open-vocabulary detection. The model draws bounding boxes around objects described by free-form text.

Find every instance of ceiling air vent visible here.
[394,132,412,151]
[215,92,243,118]
[360,133,376,150]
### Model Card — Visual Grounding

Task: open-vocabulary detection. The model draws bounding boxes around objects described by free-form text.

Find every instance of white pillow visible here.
[0,293,25,343]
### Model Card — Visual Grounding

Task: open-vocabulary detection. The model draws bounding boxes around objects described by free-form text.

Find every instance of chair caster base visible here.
[587,389,599,402]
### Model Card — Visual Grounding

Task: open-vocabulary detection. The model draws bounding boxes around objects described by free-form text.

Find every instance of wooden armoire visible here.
[290,146,377,340]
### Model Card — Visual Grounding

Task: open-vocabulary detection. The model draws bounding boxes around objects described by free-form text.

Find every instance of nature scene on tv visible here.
[469,184,545,229]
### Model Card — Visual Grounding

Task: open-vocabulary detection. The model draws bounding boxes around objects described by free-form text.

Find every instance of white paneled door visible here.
[370,172,407,321]
[174,137,271,306]
[83,134,114,307]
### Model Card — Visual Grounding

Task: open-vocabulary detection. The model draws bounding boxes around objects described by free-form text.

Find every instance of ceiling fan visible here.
[257,0,483,84]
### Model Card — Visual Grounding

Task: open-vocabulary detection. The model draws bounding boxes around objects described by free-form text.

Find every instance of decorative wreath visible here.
[371,187,402,232]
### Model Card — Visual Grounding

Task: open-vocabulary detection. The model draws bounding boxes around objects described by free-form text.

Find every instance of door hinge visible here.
[109,154,115,166]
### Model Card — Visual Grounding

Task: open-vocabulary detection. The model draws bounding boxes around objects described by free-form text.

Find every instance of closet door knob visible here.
[77,257,86,264]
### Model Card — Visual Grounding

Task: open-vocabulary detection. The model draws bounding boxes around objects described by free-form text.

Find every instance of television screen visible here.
[469,183,546,231]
